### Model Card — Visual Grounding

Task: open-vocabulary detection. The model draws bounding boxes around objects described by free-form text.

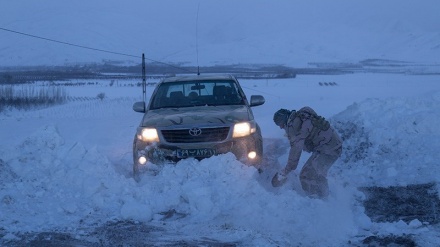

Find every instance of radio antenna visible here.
[142,53,146,102]
[196,3,200,75]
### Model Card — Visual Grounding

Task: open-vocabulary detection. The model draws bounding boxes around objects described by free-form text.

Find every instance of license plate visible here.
[176,148,216,158]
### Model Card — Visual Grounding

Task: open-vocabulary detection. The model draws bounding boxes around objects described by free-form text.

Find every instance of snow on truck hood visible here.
[141,105,252,127]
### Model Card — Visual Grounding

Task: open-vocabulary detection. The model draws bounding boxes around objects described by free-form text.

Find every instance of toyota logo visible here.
[189,128,202,136]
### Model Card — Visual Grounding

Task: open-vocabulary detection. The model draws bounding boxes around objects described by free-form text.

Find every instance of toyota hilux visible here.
[132,74,265,176]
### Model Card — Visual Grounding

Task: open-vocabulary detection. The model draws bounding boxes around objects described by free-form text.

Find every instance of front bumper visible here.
[133,132,262,169]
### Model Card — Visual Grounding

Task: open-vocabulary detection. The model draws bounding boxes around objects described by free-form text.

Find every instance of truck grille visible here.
[161,127,230,143]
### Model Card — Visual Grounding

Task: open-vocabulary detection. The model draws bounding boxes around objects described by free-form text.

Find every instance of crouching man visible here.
[272,107,342,199]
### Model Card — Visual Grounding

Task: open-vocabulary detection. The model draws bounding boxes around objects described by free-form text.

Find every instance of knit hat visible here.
[273,108,291,126]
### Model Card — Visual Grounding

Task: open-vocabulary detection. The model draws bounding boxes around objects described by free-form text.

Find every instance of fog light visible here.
[138,156,147,165]
[248,151,257,159]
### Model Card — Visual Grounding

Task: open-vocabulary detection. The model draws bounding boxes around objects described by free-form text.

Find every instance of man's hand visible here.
[280,168,289,176]
[271,170,288,187]
[277,171,287,180]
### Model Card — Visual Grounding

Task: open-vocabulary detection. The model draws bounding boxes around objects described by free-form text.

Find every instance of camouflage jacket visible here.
[284,106,342,173]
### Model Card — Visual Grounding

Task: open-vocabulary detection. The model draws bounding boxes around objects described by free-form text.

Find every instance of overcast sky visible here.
[1,0,439,66]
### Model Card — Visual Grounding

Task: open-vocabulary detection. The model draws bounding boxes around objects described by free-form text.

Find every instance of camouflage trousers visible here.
[299,152,339,198]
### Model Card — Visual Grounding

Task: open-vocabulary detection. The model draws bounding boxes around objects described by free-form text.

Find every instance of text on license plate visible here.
[176,148,216,158]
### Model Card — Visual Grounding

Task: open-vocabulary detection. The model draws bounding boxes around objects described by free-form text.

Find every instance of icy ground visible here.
[1,73,440,246]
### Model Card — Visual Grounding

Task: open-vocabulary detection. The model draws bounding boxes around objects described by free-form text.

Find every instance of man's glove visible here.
[277,171,287,180]
[271,170,288,187]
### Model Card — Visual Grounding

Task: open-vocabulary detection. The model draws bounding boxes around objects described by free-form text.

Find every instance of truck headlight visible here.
[138,156,147,165]
[137,128,159,142]
[233,122,256,138]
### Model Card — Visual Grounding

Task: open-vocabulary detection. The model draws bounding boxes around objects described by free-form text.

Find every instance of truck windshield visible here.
[150,80,245,109]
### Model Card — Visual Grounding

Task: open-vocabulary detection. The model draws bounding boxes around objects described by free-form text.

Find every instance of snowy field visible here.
[1,73,440,246]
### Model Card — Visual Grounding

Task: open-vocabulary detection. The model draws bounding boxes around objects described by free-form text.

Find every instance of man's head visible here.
[273,109,291,128]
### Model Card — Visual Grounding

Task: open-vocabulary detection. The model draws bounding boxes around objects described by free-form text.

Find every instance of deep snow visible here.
[1,74,440,246]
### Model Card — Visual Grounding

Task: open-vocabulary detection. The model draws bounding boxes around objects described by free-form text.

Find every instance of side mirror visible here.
[250,95,265,107]
[132,102,146,113]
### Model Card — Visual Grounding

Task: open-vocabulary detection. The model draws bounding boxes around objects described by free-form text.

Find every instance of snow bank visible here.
[331,90,440,187]
[1,123,358,246]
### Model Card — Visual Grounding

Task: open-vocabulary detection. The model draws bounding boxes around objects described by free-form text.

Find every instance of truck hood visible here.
[141,105,252,128]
